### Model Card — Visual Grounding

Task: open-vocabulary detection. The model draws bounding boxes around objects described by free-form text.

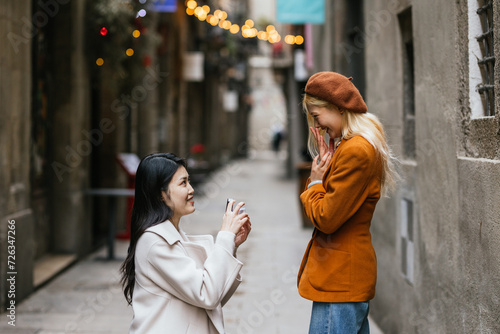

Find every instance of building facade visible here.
[303,0,500,332]
[1,0,252,308]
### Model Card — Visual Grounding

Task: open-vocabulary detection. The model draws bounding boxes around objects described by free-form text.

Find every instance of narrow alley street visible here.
[3,1,500,333]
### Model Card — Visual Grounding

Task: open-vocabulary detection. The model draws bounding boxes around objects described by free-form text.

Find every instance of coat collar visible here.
[146,220,187,245]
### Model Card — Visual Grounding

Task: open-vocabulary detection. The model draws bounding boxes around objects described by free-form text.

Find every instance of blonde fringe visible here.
[303,94,400,196]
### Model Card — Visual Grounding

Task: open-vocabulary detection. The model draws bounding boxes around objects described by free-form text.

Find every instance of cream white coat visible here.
[130,221,243,334]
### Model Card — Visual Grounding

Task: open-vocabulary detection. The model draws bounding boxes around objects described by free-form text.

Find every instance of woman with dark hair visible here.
[120,153,251,334]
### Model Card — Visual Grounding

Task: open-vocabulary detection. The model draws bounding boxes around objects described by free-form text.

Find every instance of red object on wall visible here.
[115,153,140,240]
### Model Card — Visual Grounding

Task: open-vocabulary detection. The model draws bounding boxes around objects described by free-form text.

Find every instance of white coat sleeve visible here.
[145,233,243,310]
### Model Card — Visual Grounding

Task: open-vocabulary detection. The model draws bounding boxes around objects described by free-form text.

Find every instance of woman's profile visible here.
[120,153,251,333]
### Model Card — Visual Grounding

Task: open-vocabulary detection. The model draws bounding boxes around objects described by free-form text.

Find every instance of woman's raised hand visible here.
[309,127,334,182]
[310,127,335,158]
[310,152,332,182]
[221,200,249,235]
[234,219,251,248]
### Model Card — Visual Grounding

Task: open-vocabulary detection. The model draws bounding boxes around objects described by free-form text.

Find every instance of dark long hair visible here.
[120,153,186,305]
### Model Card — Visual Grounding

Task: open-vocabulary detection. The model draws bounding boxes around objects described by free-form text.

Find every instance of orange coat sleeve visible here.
[300,139,377,234]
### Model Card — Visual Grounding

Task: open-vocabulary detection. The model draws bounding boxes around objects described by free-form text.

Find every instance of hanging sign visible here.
[277,0,325,24]
[183,52,204,82]
[151,0,177,13]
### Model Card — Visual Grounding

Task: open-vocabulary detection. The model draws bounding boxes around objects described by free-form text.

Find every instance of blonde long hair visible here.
[303,94,399,195]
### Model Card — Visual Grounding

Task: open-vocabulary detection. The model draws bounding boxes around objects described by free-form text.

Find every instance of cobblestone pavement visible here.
[1,153,383,333]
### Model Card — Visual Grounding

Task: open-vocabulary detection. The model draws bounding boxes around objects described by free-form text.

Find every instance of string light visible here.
[133,30,141,38]
[126,48,134,56]
[185,2,304,44]
[96,58,104,66]
[230,24,239,34]
[100,27,108,36]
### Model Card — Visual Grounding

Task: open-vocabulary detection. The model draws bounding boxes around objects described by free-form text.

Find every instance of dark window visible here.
[399,9,415,159]
[346,0,366,99]
[401,198,414,283]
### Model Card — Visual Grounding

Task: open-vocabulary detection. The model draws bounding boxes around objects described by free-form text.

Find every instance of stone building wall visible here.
[363,0,500,333]
[305,0,500,332]
[0,0,34,308]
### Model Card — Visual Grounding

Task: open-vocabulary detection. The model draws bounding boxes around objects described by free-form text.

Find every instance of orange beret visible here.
[305,71,367,113]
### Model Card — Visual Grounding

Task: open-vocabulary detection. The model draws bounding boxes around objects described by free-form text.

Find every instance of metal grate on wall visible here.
[476,0,495,116]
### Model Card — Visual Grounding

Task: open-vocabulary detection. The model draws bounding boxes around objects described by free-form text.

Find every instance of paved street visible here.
[1,154,383,333]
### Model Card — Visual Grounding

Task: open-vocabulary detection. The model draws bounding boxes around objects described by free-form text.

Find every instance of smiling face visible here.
[308,104,343,139]
[161,166,195,222]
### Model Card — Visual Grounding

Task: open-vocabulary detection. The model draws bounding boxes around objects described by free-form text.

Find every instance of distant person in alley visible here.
[120,153,251,333]
[298,72,398,334]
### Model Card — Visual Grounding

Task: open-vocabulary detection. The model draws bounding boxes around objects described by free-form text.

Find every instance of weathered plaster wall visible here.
[366,0,500,333]
[0,0,34,308]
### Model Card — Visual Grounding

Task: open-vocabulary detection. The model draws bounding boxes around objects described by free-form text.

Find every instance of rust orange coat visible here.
[298,136,382,302]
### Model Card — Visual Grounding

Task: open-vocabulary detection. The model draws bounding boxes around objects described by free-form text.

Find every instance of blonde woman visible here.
[298,72,398,334]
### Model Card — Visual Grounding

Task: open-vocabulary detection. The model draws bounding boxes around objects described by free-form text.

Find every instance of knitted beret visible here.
[304,71,367,113]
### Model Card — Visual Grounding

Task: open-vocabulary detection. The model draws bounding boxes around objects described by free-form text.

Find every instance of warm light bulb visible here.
[222,21,231,29]
[209,16,219,25]
[126,48,134,56]
[132,30,140,38]
[187,0,197,9]
[230,24,240,34]
[202,5,210,13]
[295,35,304,45]
[266,25,275,33]
[245,19,254,28]
[186,7,195,15]
[96,58,104,66]
[285,35,295,44]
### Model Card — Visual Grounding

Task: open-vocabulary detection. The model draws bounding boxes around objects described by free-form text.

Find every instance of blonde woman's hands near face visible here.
[310,127,334,182]
[310,127,335,158]
[310,152,332,182]
[221,200,249,235]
